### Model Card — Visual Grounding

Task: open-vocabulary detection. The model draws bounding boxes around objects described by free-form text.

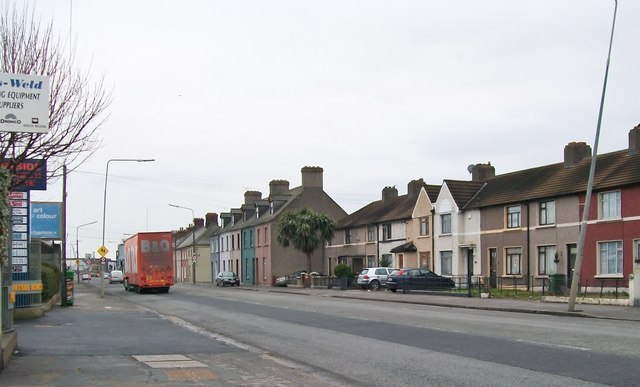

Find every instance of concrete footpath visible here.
[1,283,639,386]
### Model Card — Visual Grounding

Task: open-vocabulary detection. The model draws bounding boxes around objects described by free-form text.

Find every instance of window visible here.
[599,241,623,275]
[345,229,352,244]
[264,227,268,245]
[231,234,235,250]
[419,217,429,236]
[382,223,392,241]
[506,247,522,275]
[441,214,451,234]
[367,255,375,267]
[257,229,261,246]
[537,245,557,275]
[599,191,621,219]
[440,251,452,276]
[539,200,555,225]
[225,236,229,251]
[263,257,267,281]
[506,206,521,228]
[635,240,640,263]
[250,230,254,247]
[367,225,376,242]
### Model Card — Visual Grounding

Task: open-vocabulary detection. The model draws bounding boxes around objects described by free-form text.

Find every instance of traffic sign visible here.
[101,257,106,264]
[192,254,197,262]
[97,245,109,257]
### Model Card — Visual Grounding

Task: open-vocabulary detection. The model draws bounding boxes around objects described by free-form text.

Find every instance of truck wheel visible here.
[135,286,141,294]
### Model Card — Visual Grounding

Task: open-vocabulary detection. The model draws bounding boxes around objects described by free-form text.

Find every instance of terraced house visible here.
[211,167,347,285]
[326,179,440,274]
[457,125,640,291]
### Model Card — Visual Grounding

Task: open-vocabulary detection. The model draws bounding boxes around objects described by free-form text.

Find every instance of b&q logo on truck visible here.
[141,239,171,253]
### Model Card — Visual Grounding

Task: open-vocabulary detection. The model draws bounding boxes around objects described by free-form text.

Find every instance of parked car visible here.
[216,271,240,287]
[103,272,110,279]
[81,273,91,281]
[109,270,124,284]
[387,268,455,293]
[357,267,397,290]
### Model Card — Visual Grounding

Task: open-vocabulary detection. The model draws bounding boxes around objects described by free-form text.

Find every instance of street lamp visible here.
[568,0,618,312]
[169,203,197,284]
[76,220,97,283]
[101,158,155,298]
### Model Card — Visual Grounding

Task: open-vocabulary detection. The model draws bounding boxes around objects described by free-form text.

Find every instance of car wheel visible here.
[390,288,397,293]
[369,280,380,291]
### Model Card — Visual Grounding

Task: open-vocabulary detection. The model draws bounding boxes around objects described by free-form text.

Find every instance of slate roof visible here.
[337,194,416,228]
[465,149,640,209]
[390,241,417,253]
[425,184,441,203]
[443,180,486,209]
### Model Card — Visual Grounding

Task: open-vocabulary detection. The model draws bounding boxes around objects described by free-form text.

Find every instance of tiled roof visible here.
[425,184,441,203]
[337,194,416,228]
[465,149,640,209]
[443,180,486,209]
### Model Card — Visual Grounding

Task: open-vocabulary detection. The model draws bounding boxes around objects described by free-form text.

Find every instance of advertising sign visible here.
[31,202,62,239]
[10,191,29,274]
[0,72,50,133]
[0,159,47,190]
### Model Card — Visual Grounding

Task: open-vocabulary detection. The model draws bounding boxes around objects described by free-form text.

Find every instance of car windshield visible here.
[222,272,235,277]
[360,269,369,275]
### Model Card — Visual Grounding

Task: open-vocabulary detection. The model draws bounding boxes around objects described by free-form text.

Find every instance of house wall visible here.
[582,185,640,284]
[378,220,408,268]
[408,188,434,269]
[254,224,272,286]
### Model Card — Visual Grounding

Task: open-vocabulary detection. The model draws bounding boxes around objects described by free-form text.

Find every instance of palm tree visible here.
[277,208,336,286]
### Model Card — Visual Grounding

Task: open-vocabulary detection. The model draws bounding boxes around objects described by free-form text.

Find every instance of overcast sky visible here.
[22,0,640,259]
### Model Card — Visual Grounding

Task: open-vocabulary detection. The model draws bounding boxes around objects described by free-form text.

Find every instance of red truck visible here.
[123,232,174,293]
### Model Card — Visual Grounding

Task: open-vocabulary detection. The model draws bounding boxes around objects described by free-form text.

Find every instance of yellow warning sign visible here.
[97,245,109,257]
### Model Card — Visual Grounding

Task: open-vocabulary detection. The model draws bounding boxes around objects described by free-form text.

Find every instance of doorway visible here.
[489,248,497,288]
[567,243,577,290]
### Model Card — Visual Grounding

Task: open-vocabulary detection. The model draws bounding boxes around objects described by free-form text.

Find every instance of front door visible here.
[489,248,497,288]
[567,243,577,290]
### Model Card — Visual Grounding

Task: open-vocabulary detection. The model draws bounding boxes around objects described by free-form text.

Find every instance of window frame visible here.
[598,240,623,276]
[441,214,451,235]
[440,251,452,276]
[419,216,429,236]
[537,245,557,276]
[505,247,522,276]
[599,190,621,220]
[506,205,521,229]
[539,200,556,226]
[345,229,352,244]
[382,223,392,241]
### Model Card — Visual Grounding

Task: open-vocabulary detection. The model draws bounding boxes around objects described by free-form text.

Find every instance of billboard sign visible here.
[0,159,47,190]
[0,72,50,133]
[31,202,62,239]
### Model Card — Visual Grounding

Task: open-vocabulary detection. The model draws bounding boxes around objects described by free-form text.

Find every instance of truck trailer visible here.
[123,232,174,293]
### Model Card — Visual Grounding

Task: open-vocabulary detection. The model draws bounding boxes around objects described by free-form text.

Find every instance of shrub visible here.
[41,261,60,302]
[379,255,393,267]
[334,263,353,278]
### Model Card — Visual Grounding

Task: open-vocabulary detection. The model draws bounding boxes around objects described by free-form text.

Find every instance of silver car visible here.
[357,267,397,290]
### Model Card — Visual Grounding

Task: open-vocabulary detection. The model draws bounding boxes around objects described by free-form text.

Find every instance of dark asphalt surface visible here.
[1,281,638,386]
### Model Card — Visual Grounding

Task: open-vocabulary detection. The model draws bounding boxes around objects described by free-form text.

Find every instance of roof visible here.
[390,241,417,253]
[465,149,640,209]
[337,194,416,228]
[442,180,486,209]
[425,184,441,203]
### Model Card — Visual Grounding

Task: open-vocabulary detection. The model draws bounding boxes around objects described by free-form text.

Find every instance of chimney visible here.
[470,162,495,182]
[193,218,205,228]
[205,213,218,228]
[407,179,426,199]
[269,180,290,196]
[630,124,640,155]
[244,191,262,205]
[301,166,323,189]
[382,186,398,204]
[564,142,592,167]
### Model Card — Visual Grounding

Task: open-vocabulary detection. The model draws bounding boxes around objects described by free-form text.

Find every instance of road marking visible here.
[133,354,207,368]
[516,339,591,351]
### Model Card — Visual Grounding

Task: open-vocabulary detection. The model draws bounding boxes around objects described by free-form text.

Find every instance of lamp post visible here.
[101,158,155,298]
[76,221,97,283]
[169,203,197,284]
[568,0,618,312]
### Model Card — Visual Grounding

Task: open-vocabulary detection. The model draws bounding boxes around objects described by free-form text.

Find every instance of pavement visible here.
[1,282,639,386]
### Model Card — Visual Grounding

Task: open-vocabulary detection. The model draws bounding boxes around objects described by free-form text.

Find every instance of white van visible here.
[109,270,123,284]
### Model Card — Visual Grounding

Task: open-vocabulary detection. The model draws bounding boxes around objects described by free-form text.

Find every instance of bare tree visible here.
[0,4,110,187]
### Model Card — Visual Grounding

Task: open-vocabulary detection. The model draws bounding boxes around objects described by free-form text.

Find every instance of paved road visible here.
[0,283,348,387]
[2,281,639,386]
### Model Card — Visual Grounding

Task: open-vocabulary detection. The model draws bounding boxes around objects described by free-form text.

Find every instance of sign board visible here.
[9,191,29,275]
[0,72,50,133]
[0,159,47,191]
[30,202,62,239]
[97,245,109,257]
